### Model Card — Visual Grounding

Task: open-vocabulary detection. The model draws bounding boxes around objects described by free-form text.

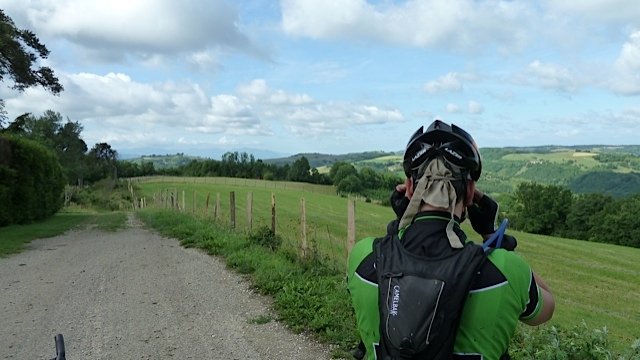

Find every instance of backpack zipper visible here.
[425,281,446,345]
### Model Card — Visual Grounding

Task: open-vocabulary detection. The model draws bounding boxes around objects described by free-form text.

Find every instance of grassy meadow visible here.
[134,176,640,349]
[134,176,391,270]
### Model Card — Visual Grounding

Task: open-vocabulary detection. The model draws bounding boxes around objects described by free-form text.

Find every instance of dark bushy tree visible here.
[0,10,63,127]
[86,142,118,182]
[563,193,612,241]
[336,174,362,194]
[510,182,572,235]
[330,162,357,185]
[589,196,640,247]
[288,156,311,182]
[0,134,65,225]
[2,111,88,184]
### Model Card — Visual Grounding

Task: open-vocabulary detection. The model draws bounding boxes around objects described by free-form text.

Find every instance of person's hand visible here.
[467,190,498,236]
[500,234,518,251]
[390,184,409,218]
[484,233,518,251]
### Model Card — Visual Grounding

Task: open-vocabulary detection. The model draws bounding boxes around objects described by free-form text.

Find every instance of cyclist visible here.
[347,120,555,359]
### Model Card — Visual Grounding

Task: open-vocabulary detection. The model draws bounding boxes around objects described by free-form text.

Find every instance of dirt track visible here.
[0,214,332,359]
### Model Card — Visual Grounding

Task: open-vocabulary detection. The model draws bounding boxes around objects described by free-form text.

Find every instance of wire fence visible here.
[128,178,359,272]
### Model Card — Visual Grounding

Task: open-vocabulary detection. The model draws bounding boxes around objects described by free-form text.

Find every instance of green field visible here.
[502,151,601,169]
[134,176,640,348]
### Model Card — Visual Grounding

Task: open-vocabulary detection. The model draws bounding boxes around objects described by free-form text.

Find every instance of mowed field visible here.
[135,176,640,347]
[502,151,601,168]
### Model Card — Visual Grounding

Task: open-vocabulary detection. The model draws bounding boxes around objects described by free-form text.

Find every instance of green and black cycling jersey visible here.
[347,211,543,360]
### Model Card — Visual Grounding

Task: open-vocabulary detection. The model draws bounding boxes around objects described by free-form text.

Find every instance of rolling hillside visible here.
[124,153,203,169]
[126,145,640,197]
[354,145,640,197]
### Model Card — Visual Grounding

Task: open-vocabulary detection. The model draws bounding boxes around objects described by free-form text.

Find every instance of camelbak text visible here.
[390,285,400,316]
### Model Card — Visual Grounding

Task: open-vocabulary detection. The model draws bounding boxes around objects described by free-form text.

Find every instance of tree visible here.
[563,193,612,240]
[0,134,65,225]
[589,195,640,248]
[4,110,88,184]
[359,167,382,189]
[0,10,63,127]
[87,142,118,182]
[329,162,357,185]
[510,182,573,235]
[288,156,311,182]
[337,174,362,194]
[56,119,88,185]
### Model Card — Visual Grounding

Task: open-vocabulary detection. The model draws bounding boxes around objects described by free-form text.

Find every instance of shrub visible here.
[510,322,640,360]
[0,135,65,225]
[248,225,282,251]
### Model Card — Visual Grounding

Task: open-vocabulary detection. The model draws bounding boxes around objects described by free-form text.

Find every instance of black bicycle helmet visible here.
[402,120,482,181]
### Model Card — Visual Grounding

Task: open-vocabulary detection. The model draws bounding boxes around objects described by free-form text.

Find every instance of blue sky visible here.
[1,0,639,159]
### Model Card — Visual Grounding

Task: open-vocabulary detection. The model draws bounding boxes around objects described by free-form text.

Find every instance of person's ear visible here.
[405,177,414,198]
[465,181,476,206]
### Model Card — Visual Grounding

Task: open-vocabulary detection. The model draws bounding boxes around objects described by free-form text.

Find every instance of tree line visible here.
[505,182,640,248]
[121,153,404,204]
[2,110,120,185]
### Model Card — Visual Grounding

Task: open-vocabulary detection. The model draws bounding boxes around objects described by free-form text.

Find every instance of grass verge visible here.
[137,208,640,360]
[0,209,128,257]
[137,209,359,358]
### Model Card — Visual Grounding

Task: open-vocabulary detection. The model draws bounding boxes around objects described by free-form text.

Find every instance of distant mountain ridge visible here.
[263,151,398,168]
[124,145,640,197]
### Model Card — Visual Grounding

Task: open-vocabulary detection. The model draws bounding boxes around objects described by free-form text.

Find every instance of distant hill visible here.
[472,145,640,196]
[125,153,203,170]
[263,151,397,168]
[125,145,640,197]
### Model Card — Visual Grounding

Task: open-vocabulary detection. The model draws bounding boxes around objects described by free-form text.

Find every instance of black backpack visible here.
[373,232,487,360]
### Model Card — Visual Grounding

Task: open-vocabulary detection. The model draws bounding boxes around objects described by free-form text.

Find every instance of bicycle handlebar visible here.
[51,334,66,360]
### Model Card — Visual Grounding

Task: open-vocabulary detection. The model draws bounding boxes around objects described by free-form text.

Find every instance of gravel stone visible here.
[0,214,333,359]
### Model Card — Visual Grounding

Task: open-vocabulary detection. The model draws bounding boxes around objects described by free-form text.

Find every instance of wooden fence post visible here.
[347,199,356,255]
[205,192,211,216]
[181,190,185,212]
[247,192,253,232]
[192,190,196,214]
[215,193,220,220]
[300,198,308,259]
[230,191,236,229]
[271,192,276,235]
[174,190,178,210]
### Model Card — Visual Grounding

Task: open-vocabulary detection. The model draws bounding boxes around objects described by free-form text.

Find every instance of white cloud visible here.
[2,71,269,148]
[0,0,264,61]
[2,72,405,148]
[543,1,640,24]
[282,102,404,135]
[424,73,465,94]
[187,51,221,72]
[610,31,640,95]
[237,79,314,105]
[515,60,579,92]
[468,101,484,114]
[446,103,461,113]
[281,0,533,52]
[194,94,271,136]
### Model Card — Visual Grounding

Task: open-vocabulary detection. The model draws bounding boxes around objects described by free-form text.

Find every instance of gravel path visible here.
[0,214,333,359]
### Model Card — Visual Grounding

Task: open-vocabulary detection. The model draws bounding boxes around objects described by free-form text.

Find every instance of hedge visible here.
[0,134,65,226]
